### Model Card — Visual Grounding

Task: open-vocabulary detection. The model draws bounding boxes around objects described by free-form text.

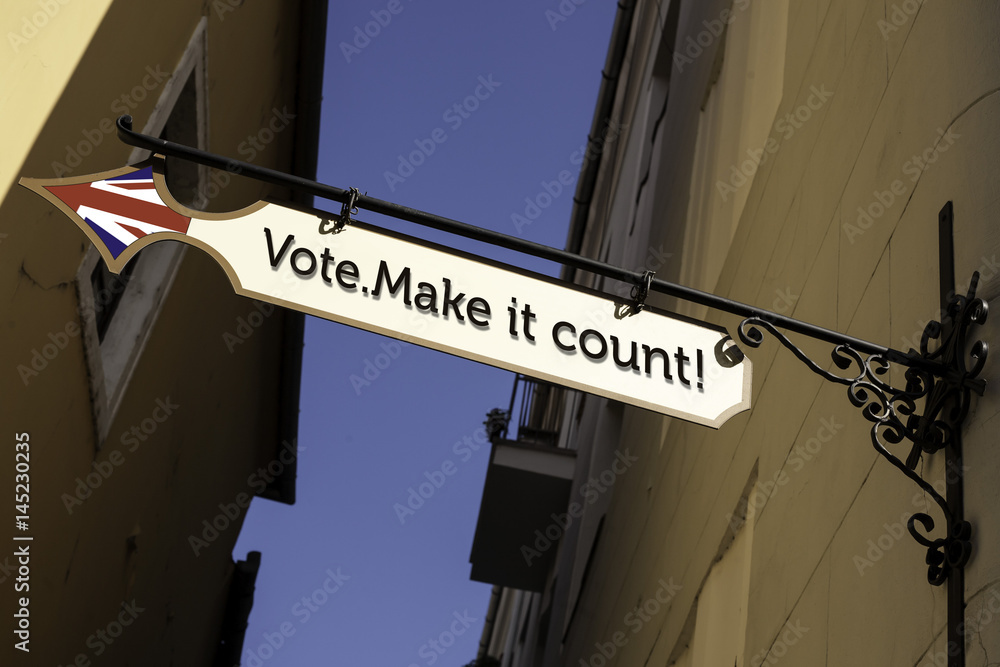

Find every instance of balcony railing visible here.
[494,374,565,447]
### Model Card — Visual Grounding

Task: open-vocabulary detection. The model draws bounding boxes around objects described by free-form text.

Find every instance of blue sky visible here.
[234,3,618,664]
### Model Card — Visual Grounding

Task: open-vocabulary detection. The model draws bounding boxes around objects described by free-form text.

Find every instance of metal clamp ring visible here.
[630,270,654,313]
[319,187,362,235]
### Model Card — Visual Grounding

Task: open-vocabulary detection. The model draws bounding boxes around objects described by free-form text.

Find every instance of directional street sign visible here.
[21,159,752,428]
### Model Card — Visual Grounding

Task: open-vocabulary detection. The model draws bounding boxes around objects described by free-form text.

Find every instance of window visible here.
[90,255,138,342]
[77,18,208,444]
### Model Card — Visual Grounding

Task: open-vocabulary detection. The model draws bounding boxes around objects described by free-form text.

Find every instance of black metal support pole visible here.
[115,115,947,376]
[940,202,966,667]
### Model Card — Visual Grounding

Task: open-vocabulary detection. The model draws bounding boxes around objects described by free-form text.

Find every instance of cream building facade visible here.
[474,1,1000,666]
[1,1,325,664]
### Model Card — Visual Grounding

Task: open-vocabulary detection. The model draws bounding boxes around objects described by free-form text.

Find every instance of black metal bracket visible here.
[737,274,985,585]
[735,202,985,667]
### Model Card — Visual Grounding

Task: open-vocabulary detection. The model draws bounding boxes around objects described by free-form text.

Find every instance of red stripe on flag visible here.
[117,223,148,240]
[44,182,191,234]
[113,182,156,190]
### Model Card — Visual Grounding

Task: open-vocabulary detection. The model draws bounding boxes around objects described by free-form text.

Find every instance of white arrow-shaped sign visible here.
[21,158,751,428]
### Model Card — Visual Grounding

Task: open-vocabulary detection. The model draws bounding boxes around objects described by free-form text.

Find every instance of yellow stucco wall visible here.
[556,2,1000,666]
[0,1,115,205]
[0,0,308,663]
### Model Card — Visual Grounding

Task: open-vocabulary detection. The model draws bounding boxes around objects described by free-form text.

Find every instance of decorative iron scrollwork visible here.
[905,276,989,465]
[908,512,973,586]
[735,273,987,586]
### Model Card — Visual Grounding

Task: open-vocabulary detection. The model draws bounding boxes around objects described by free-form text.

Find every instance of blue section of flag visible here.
[108,167,153,182]
[84,215,126,259]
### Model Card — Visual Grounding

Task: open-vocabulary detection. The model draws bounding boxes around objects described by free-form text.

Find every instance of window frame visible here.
[76,18,209,445]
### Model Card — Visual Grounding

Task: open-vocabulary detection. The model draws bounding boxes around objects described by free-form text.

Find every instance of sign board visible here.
[20,159,752,428]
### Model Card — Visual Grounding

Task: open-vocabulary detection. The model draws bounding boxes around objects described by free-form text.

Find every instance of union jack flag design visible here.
[40,166,191,259]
